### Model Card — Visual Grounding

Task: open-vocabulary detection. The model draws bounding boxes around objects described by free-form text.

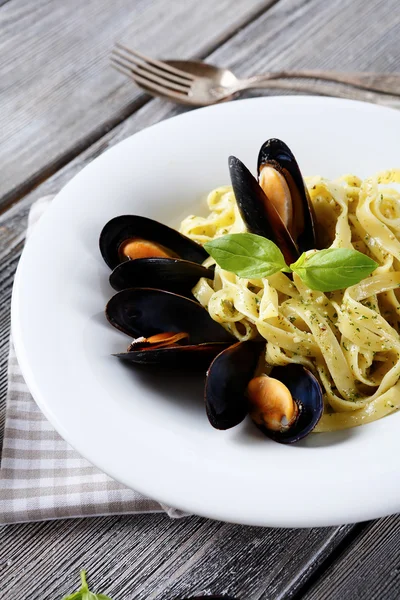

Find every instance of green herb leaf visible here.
[204,233,287,278]
[291,248,378,292]
[62,593,83,600]
[62,571,114,600]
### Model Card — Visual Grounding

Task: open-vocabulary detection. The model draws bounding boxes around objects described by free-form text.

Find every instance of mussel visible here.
[106,288,233,342]
[205,341,265,430]
[228,156,299,265]
[204,345,323,442]
[106,288,234,366]
[127,331,190,350]
[109,257,214,296]
[100,215,208,269]
[115,340,231,367]
[229,138,319,264]
[247,364,323,443]
[257,139,318,254]
[100,215,211,295]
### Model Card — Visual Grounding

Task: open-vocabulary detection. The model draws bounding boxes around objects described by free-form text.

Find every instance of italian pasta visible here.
[180,170,400,431]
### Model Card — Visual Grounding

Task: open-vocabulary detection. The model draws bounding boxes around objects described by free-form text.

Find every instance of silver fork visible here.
[111,44,400,106]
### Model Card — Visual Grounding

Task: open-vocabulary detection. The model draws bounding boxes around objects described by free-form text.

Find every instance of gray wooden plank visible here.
[211,0,400,109]
[1,0,400,598]
[302,515,400,600]
[0,0,273,209]
[215,0,400,74]
[0,514,353,600]
[2,0,400,253]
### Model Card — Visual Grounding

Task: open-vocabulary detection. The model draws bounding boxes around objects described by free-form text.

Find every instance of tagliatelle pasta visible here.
[179,171,400,432]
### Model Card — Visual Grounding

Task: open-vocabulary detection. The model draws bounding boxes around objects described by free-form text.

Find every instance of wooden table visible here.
[1,0,400,598]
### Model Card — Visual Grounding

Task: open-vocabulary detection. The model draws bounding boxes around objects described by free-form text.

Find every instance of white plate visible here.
[12,96,400,527]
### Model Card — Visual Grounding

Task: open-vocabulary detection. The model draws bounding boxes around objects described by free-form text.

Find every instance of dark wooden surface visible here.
[1,0,400,598]
[303,516,400,600]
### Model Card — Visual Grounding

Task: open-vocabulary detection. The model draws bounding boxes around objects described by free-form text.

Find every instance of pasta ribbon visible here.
[180,170,400,431]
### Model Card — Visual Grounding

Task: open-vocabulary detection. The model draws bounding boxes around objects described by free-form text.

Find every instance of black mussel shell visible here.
[100,215,208,269]
[205,341,265,430]
[228,156,299,265]
[257,138,318,253]
[115,342,231,367]
[256,364,323,444]
[106,288,234,344]
[109,257,214,296]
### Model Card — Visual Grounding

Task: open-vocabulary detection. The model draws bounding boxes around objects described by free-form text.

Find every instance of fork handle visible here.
[244,70,400,96]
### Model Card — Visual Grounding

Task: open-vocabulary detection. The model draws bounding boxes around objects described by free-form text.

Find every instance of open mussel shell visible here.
[109,257,214,295]
[100,215,208,269]
[205,341,265,430]
[250,364,323,444]
[106,288,234,344]
[115,342,231,367]
[228,156,299,265]
[257,138,318,253]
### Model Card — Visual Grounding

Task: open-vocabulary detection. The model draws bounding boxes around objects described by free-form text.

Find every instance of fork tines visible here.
[111,44,194,99]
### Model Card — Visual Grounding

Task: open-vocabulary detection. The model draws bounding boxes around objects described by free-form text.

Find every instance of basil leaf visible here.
[204,233,287,278]
[82,592,113,600]
[62,571,114,600]
[291,248,378,292]
[62,593,83,600]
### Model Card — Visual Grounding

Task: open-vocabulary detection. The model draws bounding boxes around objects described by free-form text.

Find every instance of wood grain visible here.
[0,514,353,600]
[302,515,400,600]
[2,0,400,241]
[212,0,400,75]
[209,0,400,110]
[0,0,273,209]
[1,0,400,598]
[249,70,400,96]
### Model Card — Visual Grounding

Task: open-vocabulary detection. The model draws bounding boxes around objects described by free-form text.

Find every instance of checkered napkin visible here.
[0,196,186,525]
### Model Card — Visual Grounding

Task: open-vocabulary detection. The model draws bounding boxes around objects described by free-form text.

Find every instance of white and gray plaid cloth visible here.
[0,196,186,525]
